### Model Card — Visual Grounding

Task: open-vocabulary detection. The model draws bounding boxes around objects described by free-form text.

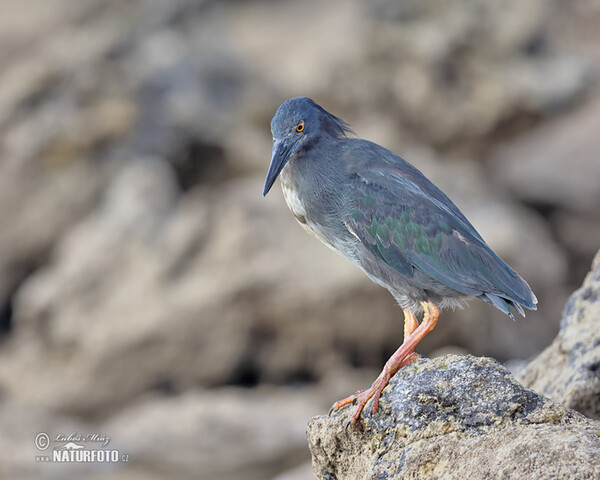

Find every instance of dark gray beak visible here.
[263,140,291,196]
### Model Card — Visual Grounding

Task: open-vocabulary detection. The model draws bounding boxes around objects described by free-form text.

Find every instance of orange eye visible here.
[296,121,305,133]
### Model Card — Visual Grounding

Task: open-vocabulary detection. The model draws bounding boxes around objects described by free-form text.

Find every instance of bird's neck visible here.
[279,141,348,228]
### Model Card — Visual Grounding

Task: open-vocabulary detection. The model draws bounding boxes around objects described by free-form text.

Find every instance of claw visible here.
[329,391,361,417]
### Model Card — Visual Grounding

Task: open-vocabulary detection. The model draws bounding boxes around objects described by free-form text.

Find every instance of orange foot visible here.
[329,301,439,427]
[329,352,419,427]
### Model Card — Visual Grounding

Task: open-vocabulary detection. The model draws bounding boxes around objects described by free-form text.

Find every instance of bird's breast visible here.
[280,164,337,246]
[280,172,315,237]
[279,164,359,265]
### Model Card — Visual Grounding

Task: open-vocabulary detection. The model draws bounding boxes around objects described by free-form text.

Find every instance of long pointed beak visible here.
[263,140,291,196]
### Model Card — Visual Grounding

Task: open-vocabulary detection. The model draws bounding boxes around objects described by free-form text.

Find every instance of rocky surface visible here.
[309,355,600,480]
[516,250,600,420]
[0,0,598,479]
[309,251,600,480]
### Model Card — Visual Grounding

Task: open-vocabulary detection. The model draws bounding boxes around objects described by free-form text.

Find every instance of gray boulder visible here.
[308,355,600,480]
[516,249,600,420]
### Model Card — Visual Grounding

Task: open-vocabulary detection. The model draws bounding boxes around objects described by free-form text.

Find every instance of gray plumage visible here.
[263,97,537,318]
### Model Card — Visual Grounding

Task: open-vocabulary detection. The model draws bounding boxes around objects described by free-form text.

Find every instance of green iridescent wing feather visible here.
[345,150,536,310]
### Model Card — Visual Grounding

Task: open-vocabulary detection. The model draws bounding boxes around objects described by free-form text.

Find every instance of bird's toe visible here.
[329,391,360,416]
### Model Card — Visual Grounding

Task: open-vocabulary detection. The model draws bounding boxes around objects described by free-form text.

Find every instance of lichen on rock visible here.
[308,355,600,480]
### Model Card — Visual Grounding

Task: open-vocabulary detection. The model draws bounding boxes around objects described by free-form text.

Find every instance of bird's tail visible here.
[481,273,537,320]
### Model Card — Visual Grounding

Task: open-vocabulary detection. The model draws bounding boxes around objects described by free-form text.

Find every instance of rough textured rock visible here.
[516,250,600,420]
[0,1,598,479]
[308,355,600,480]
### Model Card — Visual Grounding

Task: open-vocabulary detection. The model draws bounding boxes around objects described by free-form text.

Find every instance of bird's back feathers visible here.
[343,139,537,318]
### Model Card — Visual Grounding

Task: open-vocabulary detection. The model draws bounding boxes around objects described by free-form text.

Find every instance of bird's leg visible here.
[330,310,419,417]
[396,308,420,372]
[330,301,439,427]
[403,309,419,341]
[399,309,420,371]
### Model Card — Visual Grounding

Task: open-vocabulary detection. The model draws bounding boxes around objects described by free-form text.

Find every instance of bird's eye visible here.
[296,121,305,133]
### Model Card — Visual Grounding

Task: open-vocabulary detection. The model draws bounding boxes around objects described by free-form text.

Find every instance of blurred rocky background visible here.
[0,0,598,479]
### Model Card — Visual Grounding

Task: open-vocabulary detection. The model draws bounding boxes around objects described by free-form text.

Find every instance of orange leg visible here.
[397,308,420,375]
[330,301,439,427]
[403,309,419,341]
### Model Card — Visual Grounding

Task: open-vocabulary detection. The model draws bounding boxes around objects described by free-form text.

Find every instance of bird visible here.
[262,97,537,427]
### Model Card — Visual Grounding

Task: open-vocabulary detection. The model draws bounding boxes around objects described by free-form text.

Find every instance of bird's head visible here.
[262,97,352,196]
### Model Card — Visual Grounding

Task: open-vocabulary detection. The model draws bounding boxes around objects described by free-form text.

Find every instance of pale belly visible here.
[281,179,322,240]
[280,171,360,265]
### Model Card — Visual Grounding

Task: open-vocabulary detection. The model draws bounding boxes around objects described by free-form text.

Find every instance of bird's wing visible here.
[345,149,535,309]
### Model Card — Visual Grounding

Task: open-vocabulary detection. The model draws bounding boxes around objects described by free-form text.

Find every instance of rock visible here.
[0,0,253,337]
[0,158,105,329]
[273,462,315,480]
[490,89,600,215]
[0,157,190,415]
[325,0,593,149]
[0,400,104,480]
[0,386,320,480]
[103,387,320,480]
[0,164,383,415]
[516,249,600,420]
[227,0,593,152]
[308,355,600,480]
[489,88,600,284]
